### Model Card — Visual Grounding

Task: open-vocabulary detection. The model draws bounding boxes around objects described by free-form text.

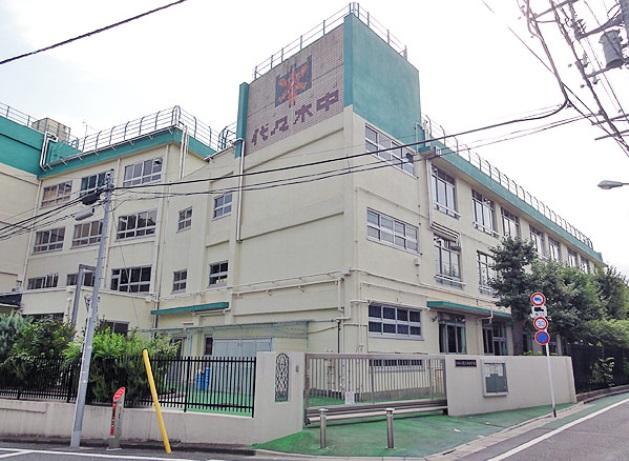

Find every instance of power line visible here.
[0,0,190,66]
[114,102,568,192]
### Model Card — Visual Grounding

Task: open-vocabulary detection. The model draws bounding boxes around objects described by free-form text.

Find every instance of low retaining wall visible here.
[0,352,304,446]
[445,355,577,416]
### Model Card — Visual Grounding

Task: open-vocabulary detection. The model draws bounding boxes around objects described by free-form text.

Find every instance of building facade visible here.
[0,6,603,354]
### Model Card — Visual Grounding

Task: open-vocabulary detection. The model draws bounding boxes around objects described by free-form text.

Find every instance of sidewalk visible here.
[253,404,572,459]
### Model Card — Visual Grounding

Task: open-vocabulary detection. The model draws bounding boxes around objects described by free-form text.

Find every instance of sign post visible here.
[108,387,126,450]
[531,291,557,418]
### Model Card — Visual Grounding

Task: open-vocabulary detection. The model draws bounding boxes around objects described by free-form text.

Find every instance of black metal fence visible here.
[0,356,256,416]
[566,343,629,393]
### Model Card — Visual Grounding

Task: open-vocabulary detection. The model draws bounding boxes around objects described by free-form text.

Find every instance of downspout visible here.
[235,138,245,243]
[19,180,43,291]
[153,144,171,330]
[39,133,57,170]
[178,126,189,179]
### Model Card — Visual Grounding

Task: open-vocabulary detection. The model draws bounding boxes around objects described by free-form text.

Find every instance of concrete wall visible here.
[0,351,304,446]
[444,354,577,416]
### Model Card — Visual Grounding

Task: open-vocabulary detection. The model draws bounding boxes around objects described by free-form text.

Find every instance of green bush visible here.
[2,319,74,387]
[592,357,615,387]
[64,329,177,405]
[0,313,27,363]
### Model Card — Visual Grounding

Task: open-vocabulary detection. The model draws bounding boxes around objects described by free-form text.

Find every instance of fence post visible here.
[386,408,395,449]
[66,365,75,403]
[183,356,192,413]
[319,408,328,448]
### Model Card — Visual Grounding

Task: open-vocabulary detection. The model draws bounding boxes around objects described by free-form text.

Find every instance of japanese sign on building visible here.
[245,25,344,155]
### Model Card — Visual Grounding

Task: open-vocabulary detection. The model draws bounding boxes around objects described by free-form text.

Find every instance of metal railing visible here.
[253,2,407,79]
[0,355,256,416]
[422,115,594,249]
[304,353,446,408]
[0,102,38,128]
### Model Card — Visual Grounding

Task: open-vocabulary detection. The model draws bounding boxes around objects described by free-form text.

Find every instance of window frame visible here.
[530,227,546,258]
[110,266,152,293]
[439,314,467,354]
[122,158,162,187]
[483,320,508,356]
[472,191,496,236]
[365,124,415,175]
[368,303,423,340]
[567,250,578,268]
[431,167,459,218]
[548,238,561,262]
[33,227,65,253]
[99,320,129,337]
[41,181,72,207]
[213,193,233,219]
[434,235,463,288]
[80,172,107,196]
[177,207,192,232]
[172,269,187,293]
[367,208,419,254]
[66,271,95,287]
[72,220,102,248]
[27,273,59,290]
[116,210,157,240]
[208,261,228,287]
[501,209,521,238]
[477,251,496,296]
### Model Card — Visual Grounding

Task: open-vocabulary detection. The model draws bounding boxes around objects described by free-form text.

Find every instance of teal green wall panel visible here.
[343,15,420,146]
[0,117,43,174]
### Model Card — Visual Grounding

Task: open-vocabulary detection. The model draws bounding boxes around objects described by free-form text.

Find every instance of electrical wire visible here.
[0,0,190,66]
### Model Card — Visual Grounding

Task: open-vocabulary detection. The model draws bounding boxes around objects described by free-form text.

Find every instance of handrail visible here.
[252,2,407,80]
[421,114,594,249]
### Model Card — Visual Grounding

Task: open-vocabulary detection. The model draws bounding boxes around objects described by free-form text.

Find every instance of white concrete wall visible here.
[0,351,305,445]
[445,354,577,416]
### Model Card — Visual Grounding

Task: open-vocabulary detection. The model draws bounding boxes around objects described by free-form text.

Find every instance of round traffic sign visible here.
[533,317,549,330]
[530,291,546,306]
[534,330,551,346]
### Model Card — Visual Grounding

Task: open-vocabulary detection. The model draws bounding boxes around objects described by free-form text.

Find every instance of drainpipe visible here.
[178,126,189,179]
[235,138,245,243]
[19,180,43,292]
[152,145,171,330]
[39,133,57,170]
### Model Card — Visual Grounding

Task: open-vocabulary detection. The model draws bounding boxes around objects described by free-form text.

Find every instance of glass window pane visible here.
[409,311,420,322]
[383,323,396,333]
[369,322,381,333]
[368,305,381,318]
[383,307,396,320]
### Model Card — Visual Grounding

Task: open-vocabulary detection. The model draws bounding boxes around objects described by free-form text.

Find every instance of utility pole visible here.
[70,170,114,449]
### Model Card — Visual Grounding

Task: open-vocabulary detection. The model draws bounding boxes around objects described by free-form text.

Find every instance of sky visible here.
[0,0,627,275]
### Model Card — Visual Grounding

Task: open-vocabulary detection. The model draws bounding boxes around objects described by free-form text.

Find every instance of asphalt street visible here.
[462,397,629,461]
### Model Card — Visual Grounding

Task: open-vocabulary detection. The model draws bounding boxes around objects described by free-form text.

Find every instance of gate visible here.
[304,353,446,422]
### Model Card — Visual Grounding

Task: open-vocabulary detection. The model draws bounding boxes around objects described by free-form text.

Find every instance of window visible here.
[117,210,157,239]
[368,303,422,339]
[477,252,496,296]
[111,266,151,293]
[177,207,192,231]
[439,314,466,353]
[41,181,72,207]
[25,313,64,322]
[204,337,214,356]
[367,209,419,253]
[209,261,228,286]
[67,271,95,287]
[80,172,106,196]
[567,250,578,268]
[172,270,187,292]
[99,321,129,336]
[365,125,415,174]
[530,227,546,258]
[33,228,65,253]
[472,191,496,235]
[123,158,162,186]
[580,258,590,273]
[483,320,507,356]
[434,235,462,287]
[27,274,58,290]
[548,238,561,262]
[431,167,458,217]
[501,209,520,237]
[72,220,102,247]
[213,193,232,218]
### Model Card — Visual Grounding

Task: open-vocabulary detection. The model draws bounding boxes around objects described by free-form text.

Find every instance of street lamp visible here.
[597,180,628,190]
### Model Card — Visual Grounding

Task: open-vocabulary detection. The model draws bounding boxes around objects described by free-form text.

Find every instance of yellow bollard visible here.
[142,348,171,454]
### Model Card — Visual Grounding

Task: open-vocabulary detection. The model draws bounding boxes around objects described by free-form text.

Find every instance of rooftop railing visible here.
[0,102,37,127]
[253,2,407,80]
[422,114,594,249]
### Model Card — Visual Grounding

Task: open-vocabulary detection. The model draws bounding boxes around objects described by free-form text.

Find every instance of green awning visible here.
[426,300,511,319]
[150,302,229,316]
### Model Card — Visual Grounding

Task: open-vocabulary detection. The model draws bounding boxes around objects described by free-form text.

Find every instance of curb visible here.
[578,385,629,404]
[0,436,256,456]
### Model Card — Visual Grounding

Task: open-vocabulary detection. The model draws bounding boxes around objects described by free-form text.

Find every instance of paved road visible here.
[462,397,629,461]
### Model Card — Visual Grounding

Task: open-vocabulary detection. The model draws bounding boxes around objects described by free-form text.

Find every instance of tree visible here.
[532,262,604,344]
[489,237,537,355]
[594,266,629,320]
[583,319,629,348]
[0,313,27,363]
